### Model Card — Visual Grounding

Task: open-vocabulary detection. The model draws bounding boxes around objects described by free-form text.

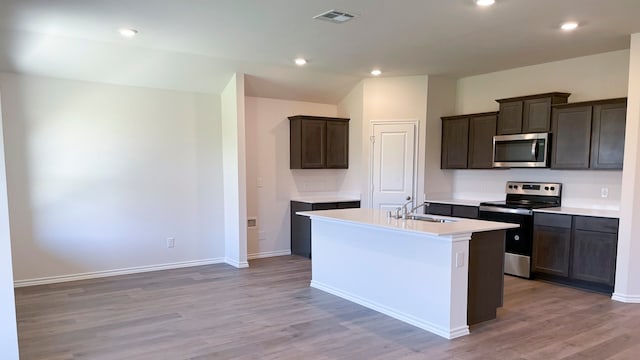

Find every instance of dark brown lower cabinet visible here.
[532,225,571,277]
[467,230,506,325]
[425,202,479,219]
[291,200,360,258]
[532,213,572,277]
[532,213,619,293]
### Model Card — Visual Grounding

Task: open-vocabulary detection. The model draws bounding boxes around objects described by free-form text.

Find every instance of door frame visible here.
[369,120,419,209]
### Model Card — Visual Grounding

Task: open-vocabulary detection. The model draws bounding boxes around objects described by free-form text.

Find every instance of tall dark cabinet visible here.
[289,115,350,169]
[496,92,570,135]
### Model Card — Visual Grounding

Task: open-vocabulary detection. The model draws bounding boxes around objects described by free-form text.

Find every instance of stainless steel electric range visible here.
[478,181,562,278]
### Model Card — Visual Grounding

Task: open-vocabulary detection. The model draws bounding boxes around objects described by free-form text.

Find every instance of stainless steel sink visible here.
[407,214,456,223]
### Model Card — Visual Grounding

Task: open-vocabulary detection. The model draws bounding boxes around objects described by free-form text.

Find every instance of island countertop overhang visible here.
[298,208,518,238]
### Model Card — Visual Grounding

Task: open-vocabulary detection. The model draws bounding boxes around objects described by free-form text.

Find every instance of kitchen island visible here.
[298,208,518,339]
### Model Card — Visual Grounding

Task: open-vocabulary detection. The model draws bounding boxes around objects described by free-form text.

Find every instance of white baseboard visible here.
[224,257,250,269]
[310,280,469,340]
[612,293,640,303]
[13,258,225,288]
[247,249,291,260]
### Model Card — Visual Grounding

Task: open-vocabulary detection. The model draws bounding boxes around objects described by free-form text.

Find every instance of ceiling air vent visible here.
[313,9,357,24]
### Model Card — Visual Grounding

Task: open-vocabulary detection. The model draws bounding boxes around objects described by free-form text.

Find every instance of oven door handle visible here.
[479,206,533,216]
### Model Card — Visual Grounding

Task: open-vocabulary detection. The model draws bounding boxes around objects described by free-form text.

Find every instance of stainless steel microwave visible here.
[493,133,550,168]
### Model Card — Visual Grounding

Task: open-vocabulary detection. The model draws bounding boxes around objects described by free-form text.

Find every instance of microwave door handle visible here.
[531,140,538,159]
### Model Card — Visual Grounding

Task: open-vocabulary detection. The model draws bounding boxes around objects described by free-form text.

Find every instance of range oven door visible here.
[478,207,533,278]
[493,133,549,168]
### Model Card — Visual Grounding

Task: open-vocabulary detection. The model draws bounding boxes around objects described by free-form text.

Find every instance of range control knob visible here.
[545,186,549,190]
[550,186,555,191]
[514,235,520,241]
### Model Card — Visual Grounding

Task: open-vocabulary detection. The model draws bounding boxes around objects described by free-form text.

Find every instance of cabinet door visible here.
[497,101,523,135]
[468,114,497,169]
[590,103,626,169]
[291,201,313,258]
[425,203,452,216]
[532,225,571,277]
[441,117,469,169]
[452,205,478,219]
[571,229,618,286]
[523,97,552,133]
[300,120,326,168]
[551,106,593,169]
[326,120,349,169]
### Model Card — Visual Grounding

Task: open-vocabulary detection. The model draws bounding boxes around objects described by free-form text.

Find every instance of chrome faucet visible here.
[400,196,413,220]
[408,202,427,215]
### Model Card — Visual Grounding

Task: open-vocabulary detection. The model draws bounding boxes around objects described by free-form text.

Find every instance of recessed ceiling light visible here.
[119,28,138,38]
[371,69,382,76]
[294,58,307,66]
[475,0,495,6]
[561,22,579,31]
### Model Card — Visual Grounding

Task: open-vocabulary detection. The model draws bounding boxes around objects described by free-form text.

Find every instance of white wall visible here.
[424,76,457,200]
[337,81,365,199]
[1,73,226,282]
[221,73,248,268]
[0,92,19,359]
[452,50,630,208]
[244,96,339,258]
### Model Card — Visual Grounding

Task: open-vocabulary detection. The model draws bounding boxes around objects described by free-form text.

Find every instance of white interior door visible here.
[371,122,417,212]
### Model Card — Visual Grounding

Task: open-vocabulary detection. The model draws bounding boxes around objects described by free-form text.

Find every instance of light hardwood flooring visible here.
[14,256,640,359]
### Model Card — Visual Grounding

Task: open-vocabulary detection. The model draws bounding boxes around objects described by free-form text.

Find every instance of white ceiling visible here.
[0,0,638,103]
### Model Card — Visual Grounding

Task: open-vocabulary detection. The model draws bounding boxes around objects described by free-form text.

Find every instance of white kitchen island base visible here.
[302,208,517,339]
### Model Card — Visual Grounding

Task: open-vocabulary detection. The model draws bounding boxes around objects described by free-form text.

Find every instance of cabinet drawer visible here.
[574,216,619,233]
[337,201,360,209]
[534,213,572,228]
[452,205,479,219]
[425,203,452,216]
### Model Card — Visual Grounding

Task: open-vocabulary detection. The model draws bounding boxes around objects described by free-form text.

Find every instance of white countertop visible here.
[291,196,360,204]
[298,208,518,237]
[425,199,488,207]
[534,207,620,219]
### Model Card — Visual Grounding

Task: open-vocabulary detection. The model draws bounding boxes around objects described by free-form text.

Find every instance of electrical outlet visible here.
[166,237,175,248]
[455,252,465,268]
[601,187,609,198]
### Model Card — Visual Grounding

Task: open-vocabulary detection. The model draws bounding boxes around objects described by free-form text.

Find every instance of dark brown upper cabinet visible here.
[551,105,593,169]
[551,98,626,170]
[441,115,469,169]
[441,112,497,170]
[590,99,627,169]
[289,115,350,169]
[496,92,571,135]
[468,112,498,169]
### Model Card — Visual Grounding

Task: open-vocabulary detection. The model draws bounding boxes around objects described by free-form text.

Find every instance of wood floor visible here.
[14,256,640,360]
